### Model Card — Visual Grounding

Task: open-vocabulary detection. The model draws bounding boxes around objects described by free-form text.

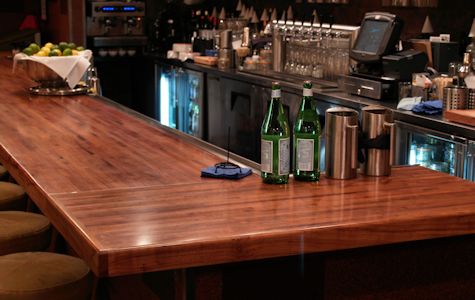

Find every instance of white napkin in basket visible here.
[13,50,92,89]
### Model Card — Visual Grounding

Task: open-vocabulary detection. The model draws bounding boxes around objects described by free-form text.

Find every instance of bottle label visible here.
[296,138,315,171]
[303,88,313,97]
[279,138,290,175]
[261,139,273,174]
[271,89,281,98]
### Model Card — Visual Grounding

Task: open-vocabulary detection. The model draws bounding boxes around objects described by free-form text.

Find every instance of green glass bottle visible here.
[261,82,290,184]
[293,80,321,181]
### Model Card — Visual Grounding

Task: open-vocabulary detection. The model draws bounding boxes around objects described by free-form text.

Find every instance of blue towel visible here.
[411,100,443,115]
[201,165,252,180]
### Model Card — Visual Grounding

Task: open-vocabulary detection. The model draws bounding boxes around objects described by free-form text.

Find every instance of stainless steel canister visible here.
[325,107,359,179]
[218,48,234,70]
[443,86,468,111]
[219,29,233,49]
[361,106,395,176]
[468,89,475,110]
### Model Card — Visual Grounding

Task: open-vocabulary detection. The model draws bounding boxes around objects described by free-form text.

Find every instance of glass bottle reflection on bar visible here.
[261,82,290,184]
[293,80,321,181]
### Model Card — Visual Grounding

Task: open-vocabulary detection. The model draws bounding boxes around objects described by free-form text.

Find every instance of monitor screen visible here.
[353,20,391,54]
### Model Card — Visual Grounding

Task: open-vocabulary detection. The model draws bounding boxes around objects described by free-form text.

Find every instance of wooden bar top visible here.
[2,55,475,277]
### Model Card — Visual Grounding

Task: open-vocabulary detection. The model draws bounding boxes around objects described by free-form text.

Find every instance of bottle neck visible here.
[303,87,312,97]
[271,89,281,98]
[302,87,314,109]
[270,96,284,116]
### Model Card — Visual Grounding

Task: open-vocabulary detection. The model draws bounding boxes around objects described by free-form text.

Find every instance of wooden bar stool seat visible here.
[0,182,27,211]
[0,211,51,255]
[0,165,7,180]
[0,252,93,300]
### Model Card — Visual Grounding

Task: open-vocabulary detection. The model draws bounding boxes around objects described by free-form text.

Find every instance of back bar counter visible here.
[3,54,475,299]
[153,57,475,181]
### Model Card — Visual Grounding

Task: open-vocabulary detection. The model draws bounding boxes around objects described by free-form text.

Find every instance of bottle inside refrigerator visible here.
[396,121,468,179]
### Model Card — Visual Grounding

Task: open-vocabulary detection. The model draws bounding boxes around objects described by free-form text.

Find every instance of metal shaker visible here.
[361,106,395,176]
[325,107,359,179]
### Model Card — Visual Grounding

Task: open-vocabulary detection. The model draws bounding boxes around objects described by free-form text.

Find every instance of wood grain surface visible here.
[444,109,475,127]
[2,55,475,277]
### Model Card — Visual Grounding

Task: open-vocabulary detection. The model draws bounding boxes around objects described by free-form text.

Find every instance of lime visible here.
[67,42,76,50]
[76,46,85,51]
[28,43,40,53]
[51,45,59,51]
[44,42,54,49]
[49,49,62,56]
[22,47,34,56]
[63,48,73,56]
[58,42,68,51]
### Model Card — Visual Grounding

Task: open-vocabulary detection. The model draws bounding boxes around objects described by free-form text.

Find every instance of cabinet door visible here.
[207,74,225,148]
[221,78,263,162]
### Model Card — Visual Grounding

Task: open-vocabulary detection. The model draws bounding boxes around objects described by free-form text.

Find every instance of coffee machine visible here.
[86,1,147,53]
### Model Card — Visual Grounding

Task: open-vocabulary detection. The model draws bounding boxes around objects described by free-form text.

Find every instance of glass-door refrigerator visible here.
[466,141,475,181]
[395,120,468,179]
[157,65,204,139]
[158,65,178,129]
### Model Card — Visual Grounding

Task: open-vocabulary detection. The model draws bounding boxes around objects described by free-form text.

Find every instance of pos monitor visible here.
[350,12,403,63]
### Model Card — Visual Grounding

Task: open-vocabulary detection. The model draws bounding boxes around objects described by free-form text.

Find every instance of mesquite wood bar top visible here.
[2,56,475,278]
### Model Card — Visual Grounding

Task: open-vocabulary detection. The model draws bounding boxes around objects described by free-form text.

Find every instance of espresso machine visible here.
[86,1,147,55]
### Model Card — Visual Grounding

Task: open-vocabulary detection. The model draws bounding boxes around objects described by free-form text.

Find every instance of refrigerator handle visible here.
[455,143,467,178]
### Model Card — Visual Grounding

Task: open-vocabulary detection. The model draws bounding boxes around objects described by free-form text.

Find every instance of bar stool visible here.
[0,182,27,211]
[0,252,93,300]
[0,211,51,255]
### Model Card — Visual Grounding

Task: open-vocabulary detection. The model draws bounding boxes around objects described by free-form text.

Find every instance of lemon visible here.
[72,49,79,56]
[29,43,40,54]
[35,50,48,57]
[22,47,34,56]
[76,46,85,51]
[40,47,50,54]
[63,48,73,56]
[44,42,54,49]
